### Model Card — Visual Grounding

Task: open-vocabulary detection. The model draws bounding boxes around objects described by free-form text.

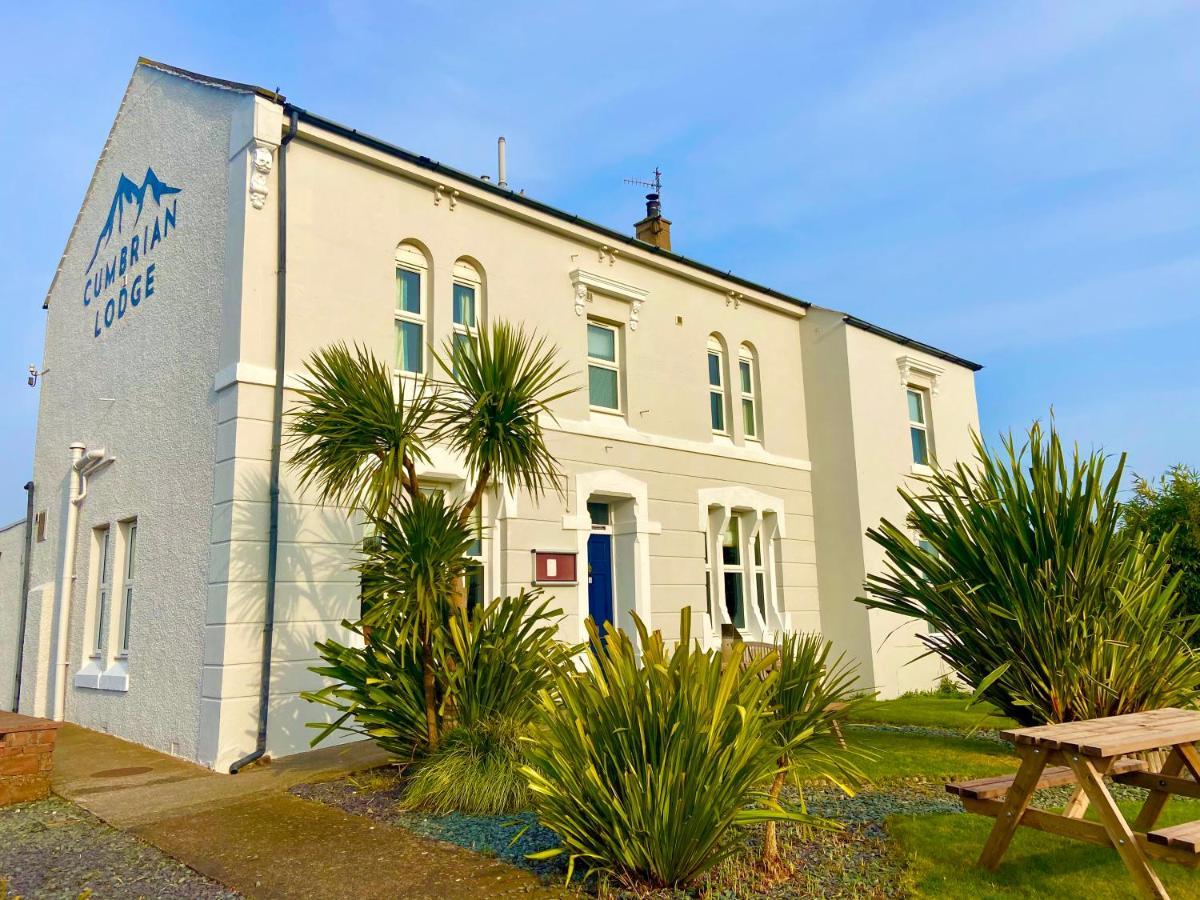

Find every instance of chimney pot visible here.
[634,192,671,251]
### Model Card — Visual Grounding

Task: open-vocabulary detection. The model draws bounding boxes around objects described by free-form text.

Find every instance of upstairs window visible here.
[395,243,428,375]
[907,387,931,465]
[707,338,727,434]
[738,345,759,440]
[452,259,482,361]
[118,519,137,655]
[587,320,621,412]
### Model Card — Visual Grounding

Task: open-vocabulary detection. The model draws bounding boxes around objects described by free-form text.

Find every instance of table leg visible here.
[1134,748,1186,833]
[1068,754,1168,900]
[978,746,1049,870]
[1063,784,1090,818]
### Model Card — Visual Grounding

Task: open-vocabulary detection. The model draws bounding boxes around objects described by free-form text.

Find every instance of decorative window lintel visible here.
[570,268,649,331]
[897,355,945,396]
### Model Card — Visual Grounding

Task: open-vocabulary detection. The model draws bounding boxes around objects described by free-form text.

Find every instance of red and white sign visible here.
[532,550,578,585]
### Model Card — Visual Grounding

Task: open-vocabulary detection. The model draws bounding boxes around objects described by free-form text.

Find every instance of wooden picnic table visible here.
[948,708,1200,899]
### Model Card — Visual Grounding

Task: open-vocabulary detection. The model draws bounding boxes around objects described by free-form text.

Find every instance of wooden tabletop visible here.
[1001,708,1200,758]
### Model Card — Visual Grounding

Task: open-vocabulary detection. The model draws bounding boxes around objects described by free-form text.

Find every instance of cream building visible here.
[3,60,981,771]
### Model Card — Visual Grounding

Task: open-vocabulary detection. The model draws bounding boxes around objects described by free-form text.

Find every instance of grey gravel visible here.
[0,797,239,900]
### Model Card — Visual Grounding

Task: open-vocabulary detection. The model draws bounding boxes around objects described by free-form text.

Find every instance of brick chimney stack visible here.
[634,193,672,251]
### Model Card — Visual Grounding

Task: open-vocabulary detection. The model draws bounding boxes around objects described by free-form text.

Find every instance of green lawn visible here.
[841,726,1017,783]
[893,796,1200,899]
[851,695,1018,731]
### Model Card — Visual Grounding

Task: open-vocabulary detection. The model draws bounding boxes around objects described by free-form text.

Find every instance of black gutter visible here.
[289,107,814,313]
[842,314,983,372]
[230,107,299,774]
[11,482,34,711]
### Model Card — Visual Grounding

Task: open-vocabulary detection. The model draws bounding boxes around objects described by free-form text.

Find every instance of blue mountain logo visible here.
[85,167,182,274]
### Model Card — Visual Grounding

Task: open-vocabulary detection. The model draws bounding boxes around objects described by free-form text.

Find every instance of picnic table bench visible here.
[947,707,1200,899]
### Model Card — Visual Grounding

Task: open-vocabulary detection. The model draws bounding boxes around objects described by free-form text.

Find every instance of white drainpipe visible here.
[52,443,111,721]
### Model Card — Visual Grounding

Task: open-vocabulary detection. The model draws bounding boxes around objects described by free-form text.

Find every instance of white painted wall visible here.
[0,520,26,711]
[21,63,247,760]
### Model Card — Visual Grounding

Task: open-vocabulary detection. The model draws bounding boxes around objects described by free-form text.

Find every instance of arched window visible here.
[394,242,429,375]
[707,336,729,435]
[738,344,760,441]
[451,258,483,355]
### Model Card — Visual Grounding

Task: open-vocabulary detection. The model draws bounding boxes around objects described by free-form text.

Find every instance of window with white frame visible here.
[752,527,766,620]
[587,320,621,412]
[92,526,111,655]
[721,516,746,630]
[465,502,484,614]
[118,519,137,655]
[907,387,932,465]
[738,345,759,440]
[395,243,428,376]
[707,337,727,434]
[452,259,482,363]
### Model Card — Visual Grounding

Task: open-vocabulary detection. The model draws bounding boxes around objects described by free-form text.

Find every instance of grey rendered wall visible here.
[0,520,26,711]
[21,65,241,760]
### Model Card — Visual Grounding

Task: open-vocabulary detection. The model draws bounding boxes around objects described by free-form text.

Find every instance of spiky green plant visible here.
[521,610,813,888]
[303,619,428,756]
[434,321,574,521]
[859,421,1200,726]
[759,633,868,871]
[400,717,530,815]
[288,343,436,518]
[357,490,474,749]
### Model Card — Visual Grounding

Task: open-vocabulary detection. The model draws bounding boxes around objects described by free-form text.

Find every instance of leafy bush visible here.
[1123,464,1200,635]
[522,611,807,888]
[400,717,530,815]
[760,633,867,870]
[304,589,570,811]
[859,422,1200,726]
[305,620,428,756]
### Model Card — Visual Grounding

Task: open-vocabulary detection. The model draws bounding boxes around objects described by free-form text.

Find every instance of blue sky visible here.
[1,1,1198,522]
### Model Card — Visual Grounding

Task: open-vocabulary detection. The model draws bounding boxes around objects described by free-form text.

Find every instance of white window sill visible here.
[910,463,935,476]
[589,406,625,421]
[74,659,129,692]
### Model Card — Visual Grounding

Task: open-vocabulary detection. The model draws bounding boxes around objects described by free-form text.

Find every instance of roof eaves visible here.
[289,106,812,312]
[842,314,983,371]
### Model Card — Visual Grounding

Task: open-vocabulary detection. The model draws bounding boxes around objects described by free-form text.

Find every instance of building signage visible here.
[531,550,578,585]
[83,167,182,338]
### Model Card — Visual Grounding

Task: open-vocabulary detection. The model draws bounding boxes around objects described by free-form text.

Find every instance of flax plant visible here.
[859,421,1200,726]
[522,610,816,888]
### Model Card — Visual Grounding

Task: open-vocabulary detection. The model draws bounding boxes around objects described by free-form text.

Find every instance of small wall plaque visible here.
[532,550,578,585]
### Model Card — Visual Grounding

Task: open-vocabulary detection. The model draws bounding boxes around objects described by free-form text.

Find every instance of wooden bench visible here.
[948,757,1147,801]
[1148,822,1200,855]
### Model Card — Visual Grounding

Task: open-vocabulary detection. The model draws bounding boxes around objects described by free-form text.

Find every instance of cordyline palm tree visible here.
[288,321,575,747]
[758,634,867,874]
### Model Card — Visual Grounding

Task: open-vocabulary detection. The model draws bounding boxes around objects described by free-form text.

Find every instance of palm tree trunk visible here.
[762,757,789,871]
[421,625,439,750]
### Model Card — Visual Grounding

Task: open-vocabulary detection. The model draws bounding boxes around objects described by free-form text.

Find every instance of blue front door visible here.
[587,533,614,639]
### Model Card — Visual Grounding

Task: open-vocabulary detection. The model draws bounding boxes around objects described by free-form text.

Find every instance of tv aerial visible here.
[624,167,663,197]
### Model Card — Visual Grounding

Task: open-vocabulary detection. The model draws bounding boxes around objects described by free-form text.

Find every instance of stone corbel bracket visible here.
[726,290,745,308]
[897,354,945,396]
[248,141,276,210]
[569,268,649,330]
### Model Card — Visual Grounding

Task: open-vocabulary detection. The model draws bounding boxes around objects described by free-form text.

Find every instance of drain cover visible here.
[91,766,153,778]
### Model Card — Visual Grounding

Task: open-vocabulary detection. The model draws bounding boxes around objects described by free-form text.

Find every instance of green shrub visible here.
[400,717,530,815]
[761,633,867,869]
[522,611,808,888]
[304,620,428,756]
[859,421,1200,726]
[304,589,571,811]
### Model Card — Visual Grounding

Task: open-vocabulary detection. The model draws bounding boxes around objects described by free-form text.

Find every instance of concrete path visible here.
[52,725,560,898]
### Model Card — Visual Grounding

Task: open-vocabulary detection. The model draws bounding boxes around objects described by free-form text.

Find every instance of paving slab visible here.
[48,724,559,898]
